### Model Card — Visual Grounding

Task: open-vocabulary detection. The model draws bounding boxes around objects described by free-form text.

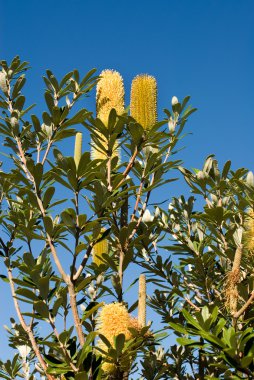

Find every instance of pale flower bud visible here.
[168,118,175,133]
[41,123,53,138]
[171,96,179,106]
[168,203,174,210]
[197,170,205,179]
[10,117,19,127]
[88,284,96,298]
[80,304,86,312]
[246,171,254,186]
[0,71,8,93]
[142,209,154,223]
[17,345,31,359]
[154,207,160,218]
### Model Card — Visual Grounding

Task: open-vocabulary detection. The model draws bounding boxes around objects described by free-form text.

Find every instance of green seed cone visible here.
[130,74,157,130]
[74,132,82,168]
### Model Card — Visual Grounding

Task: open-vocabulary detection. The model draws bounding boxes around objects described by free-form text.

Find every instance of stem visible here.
[68,281,85,346]
[117,147,138,188]
[73,244,93,281]
[233,291,254,319]
[71,191,80,281]
[118,248,124,302]
[107,156,112,192]
[48,314,78,372]
[198,338,205,380]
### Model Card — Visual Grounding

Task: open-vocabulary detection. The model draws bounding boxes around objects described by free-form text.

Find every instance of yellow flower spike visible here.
[243,209,254,253]
[138,274,146,328]
[92,228,108,266]
[74,132,82,169]
[96,69,125,125]
[96,303,140,374]
[91,70,125,160]
[130,74,157,130]
[97,303,133,344]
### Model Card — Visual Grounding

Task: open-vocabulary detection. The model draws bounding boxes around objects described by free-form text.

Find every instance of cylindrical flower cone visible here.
[91,69,124,160]
[243,209,254,253]
[130,74,157,131]
[96,303,139,375]
[93,229,108,266]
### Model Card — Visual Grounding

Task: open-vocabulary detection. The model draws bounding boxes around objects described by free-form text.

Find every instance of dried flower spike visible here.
[74,132,82,168]
[130,74,157,130]
[138,274,146,328]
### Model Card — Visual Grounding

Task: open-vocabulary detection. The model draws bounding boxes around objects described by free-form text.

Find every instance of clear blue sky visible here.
[1,0,254,364]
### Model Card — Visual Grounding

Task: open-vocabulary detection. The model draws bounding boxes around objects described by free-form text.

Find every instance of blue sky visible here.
[1,0,254,367]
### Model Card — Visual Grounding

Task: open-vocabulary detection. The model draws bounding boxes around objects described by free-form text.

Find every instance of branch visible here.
[233,291,254,319]
[48,314,78,372]
[68,281,85,346]
[73,244,93,281]
[117,146,138,188]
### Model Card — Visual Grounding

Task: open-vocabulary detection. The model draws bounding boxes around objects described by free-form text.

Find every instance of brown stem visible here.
[68,281,85,346]
[131,176,145,222]
[48,314,78,372]
[41,140,53,165]
[7,267,55,380]
[198,338,205,380]
[73,244,93,281]
[118,248,124,302]
[233,291,254,319]
[117,147,138,188]
[184,297,201,312]
[107,156,112,192]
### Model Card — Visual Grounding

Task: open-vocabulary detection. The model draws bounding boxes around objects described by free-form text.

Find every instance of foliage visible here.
[0,56,254,380]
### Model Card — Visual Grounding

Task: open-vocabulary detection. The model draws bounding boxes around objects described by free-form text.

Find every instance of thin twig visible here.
[233,291,254,319]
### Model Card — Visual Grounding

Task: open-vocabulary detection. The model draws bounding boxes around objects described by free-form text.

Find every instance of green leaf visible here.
[114,333,125,356]
[34,300,49,318]
[177,337,197,346]
[43,216,54,235]
[38,276,50,300]
[43,187,55,208]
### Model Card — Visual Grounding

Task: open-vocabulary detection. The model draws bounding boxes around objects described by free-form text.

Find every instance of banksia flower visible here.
[243,209,254,253]
[91,70,125,160]
[74,132,82,168]
[96,303,140,374]
[130,74,157,130]
[93,228,108,266]
[138,274,146,328]
[96,70,125,125]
